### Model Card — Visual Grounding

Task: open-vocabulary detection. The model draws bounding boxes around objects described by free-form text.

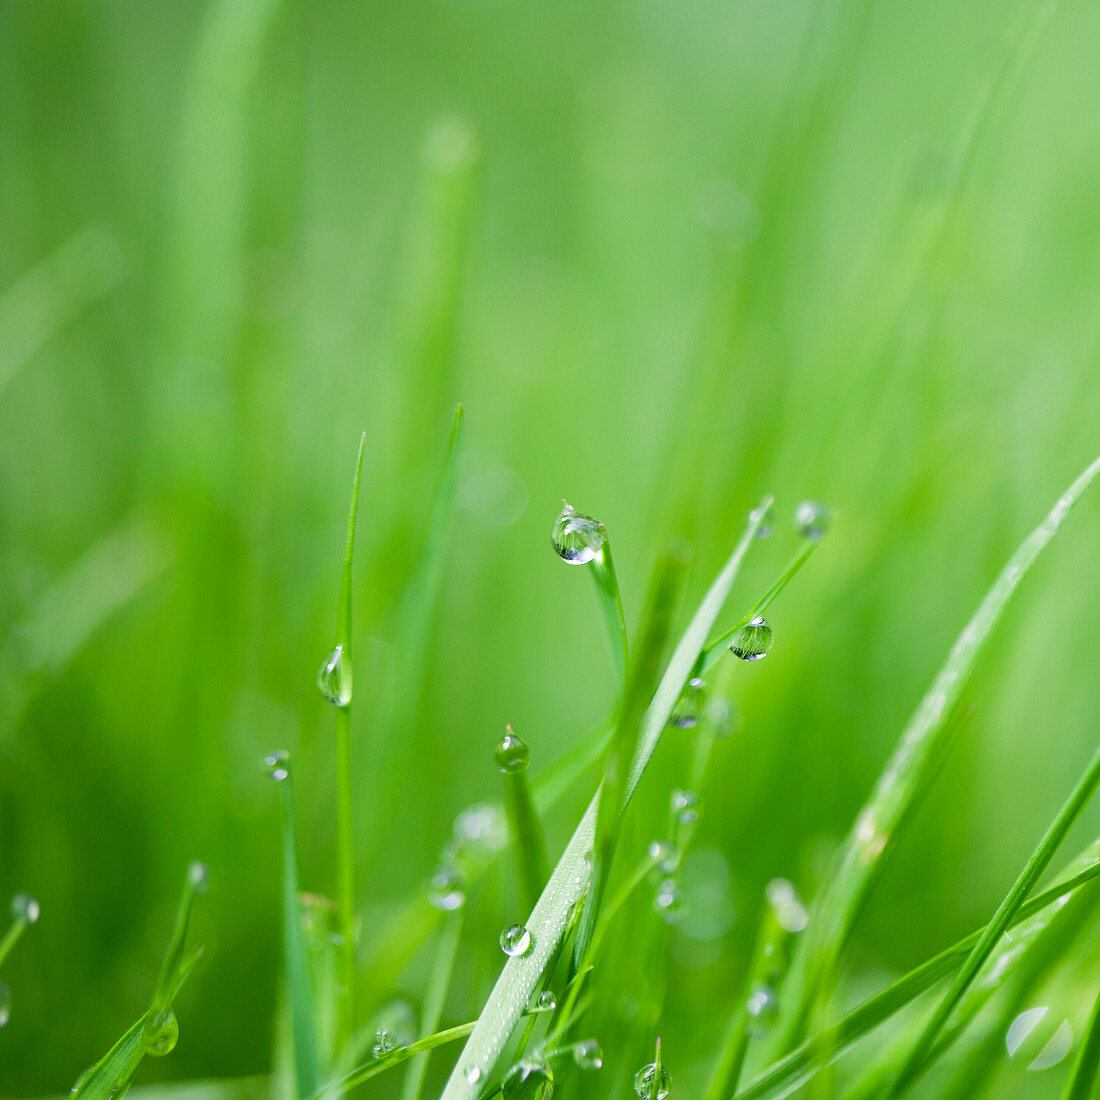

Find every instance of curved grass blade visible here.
[1062,980,1100,1100]
[775,455,1100,1051]
[591,535,628,685]
[733,842,1100,1100]
[886,741,1100,1096]
[501,731,551,915]
[439,500,771,1099]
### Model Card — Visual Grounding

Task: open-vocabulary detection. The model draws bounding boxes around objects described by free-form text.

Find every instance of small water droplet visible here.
[765,878,808,933]
[654,879,688,924]
[0,981,11,1028]
[500,923,532,957]
[495,727,531,773]
[454,803,507,852]
[528,990,557,1013]
[188,862,210,894]
[730,616,773,662]
[671,790,699,825]
[573,1039,604,1070]
[551,502,606,565]
[317,643,353,707]
[428,866,466,911]
[647,840,679,877]
[141,1010,179,1056]
[668,678,706,729]
[634,1062,672,1098]
[503,1059,554,1098]
[793,501,831,541]
[465,1065,483,1085]
[746,983,779,1039]
[11,893,39,925]
[263,751,290,781]
[372,1028,396,1059]
[751,502,775,538]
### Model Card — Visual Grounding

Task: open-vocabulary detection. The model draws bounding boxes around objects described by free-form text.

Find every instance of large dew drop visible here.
[794,501,832,541]
[495,727,531,773]
[317,643,353,707]
[551,502,606,565]
[500,923,532,957]
[634,1062,672,1099]
[1006,1006,1074,1071]
[668,678,706,729]
[730,616,773,662]
[141,1010,179,1056]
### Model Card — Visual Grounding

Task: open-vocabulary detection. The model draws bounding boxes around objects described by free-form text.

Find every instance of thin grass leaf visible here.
[0,903,35,971]
[886,741,1100,1096]
[1062,980,1100,1100]
[500,729,551,914]
[439,499,772,1099]
[732,843,1100,1100]
[776,455,1100,1051]
[270,754,323,1099]
[590,536,629,685]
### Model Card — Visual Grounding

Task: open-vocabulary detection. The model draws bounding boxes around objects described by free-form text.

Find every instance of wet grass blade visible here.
[590,537,629,685]
[501,731,551,914]
[733,842,1100,1100]
[776,456,1100,1050]
[886,741,1100,1096]
[1062,981,1100,1100]
[439,500,771,1099]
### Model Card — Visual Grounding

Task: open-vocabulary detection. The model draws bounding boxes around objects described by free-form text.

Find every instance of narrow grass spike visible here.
[498,725,550,914]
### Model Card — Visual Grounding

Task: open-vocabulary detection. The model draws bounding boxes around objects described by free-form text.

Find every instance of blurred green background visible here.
[2,0,1100,1094]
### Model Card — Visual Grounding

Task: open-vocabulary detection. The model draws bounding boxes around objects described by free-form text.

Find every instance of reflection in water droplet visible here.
[11,893,39,924]
[551,503,606,565]
[317,644,353,707]
[264,751,290,782]
[794,501,832,542]
[188,862,211,894]
[141,1010,179,1056]
[428,866,466,911]
[500,923,532,957]
[730,616,773,662]
[746,984,779,1039]
[1006,1006,1074,1071]
[573,1039,603,1070]
[0,981,10,1028]
[654,879,688,924]
[668,678,706,729]
[672,790,699,825]
[634,1061,672,1098]
[495,727,531,773]
[751,502,775,538]
[528,990,557,1014]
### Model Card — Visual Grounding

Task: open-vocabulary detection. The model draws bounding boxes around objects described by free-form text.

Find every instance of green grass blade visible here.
[776,455,1100,1049]
[733,843,1100,1100]
[590,537,629,685]
[71,1018,147,1100]
[886,741,1100,1096]
[501,738,551,915]
[439,499,771,1099]
[399,910,465,1100]
[272,755,323,1099]
[1062,981,1100,1100]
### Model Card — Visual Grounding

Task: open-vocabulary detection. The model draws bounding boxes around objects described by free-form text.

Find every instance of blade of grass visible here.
[775,455,1100,1052]
[500,727,551,914]
[886,740,1100,1096]
[439,499,771,1099]
[590,536,629,685]
[1062,981,1100,1100]
[733,841,1100,1100]
[399,910,465,1100]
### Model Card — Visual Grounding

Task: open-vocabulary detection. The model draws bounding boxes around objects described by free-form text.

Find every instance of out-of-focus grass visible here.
[2,0,1100,1094]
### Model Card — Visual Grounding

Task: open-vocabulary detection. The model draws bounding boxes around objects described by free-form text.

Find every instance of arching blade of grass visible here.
[398,910,465,1100]
[732,840,1100,1100]
[71,864,208,1100]
[590,536,629,685]
[1062,980,1100,1100]
[775,455,1100,1051]
[270,753,322,1099]
[0,224,125,399]
[885,740,1100,1096]
[439,500,771,1099]
[574,550,685,970]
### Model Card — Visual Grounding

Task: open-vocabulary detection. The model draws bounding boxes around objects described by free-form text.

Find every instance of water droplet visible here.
[465,1065,483,1085]
[793,501,831,542]
[573,1039,603,1070]
[141,1010,179,1056]
[454,803,507,852]
[500,923,532,957]
[654,879,688,924]
[0,981,11,1028]
[672,790,699,825]
[502,1059,554,1098]
[495,727,530,773]
[751,502,775,538]
[11,893,39,924]
[187,862,210,894]
[372,1028,397,1059]
[746,984,779,1039]
[765,878,808,933]
[668,678,706,729]
[634,1062,672,1098]
[730,616,773,662]
[647,840,679,877]
[1006,1007,1074,1071]
[263,751,290,781]
[707,697,741,740]
[551,502,606,565]
[317,643,352,707]
[428,866,466,911]
[526,990,557,1014]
